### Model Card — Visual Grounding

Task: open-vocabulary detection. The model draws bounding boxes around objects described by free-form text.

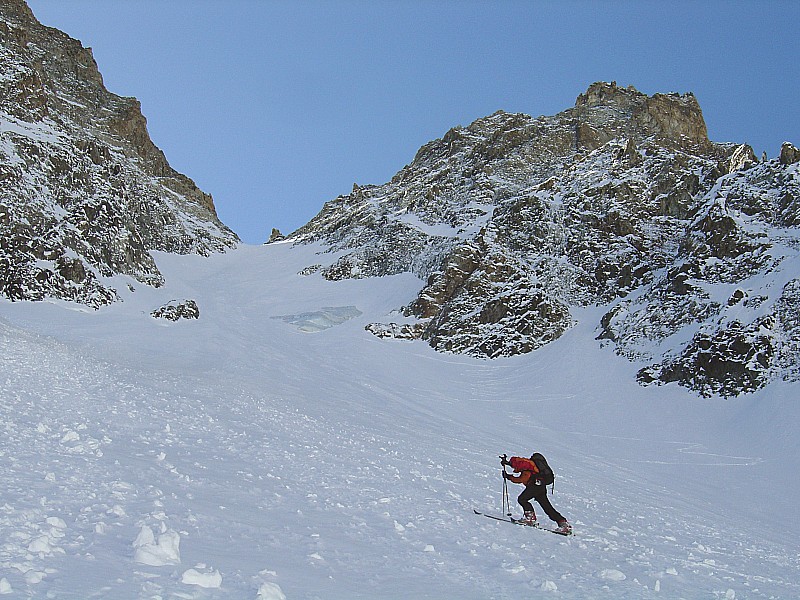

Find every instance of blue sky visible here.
[26,1,800,244]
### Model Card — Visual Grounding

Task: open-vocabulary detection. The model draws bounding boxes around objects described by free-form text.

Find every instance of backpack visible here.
[508,453,555,486]
[530,452,555,486]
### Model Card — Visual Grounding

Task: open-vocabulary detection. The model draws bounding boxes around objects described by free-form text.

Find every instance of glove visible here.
[500,458,510,467]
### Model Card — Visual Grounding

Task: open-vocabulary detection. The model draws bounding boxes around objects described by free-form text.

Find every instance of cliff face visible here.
[4,0,797,397]
[0,0,238,307]
[290,81,800,397]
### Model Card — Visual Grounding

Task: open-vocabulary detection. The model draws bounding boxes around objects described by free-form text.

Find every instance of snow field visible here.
[1,242,799,598]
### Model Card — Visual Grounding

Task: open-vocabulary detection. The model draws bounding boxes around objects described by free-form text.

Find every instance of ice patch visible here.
[272,306,362,333]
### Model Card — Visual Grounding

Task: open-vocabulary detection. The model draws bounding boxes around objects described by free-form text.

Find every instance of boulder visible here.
[151,300,200,321]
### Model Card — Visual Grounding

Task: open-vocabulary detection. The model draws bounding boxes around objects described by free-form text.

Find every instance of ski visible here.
[473,509,572,536]
[473,509,516,523]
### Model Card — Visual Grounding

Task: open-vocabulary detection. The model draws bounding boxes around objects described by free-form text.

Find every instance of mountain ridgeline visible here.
[0,0,238,308]
[288,82,800,397]
[2,1,799,398]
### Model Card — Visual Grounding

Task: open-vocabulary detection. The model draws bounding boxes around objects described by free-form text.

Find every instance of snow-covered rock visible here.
[287,81,800,395]
[151,299,200,322]
[0,0,238,308]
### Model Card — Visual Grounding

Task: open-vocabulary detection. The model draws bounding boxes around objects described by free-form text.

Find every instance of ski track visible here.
[1,245,799,598]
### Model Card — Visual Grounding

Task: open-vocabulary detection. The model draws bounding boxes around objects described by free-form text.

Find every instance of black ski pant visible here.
[517,483,565,523]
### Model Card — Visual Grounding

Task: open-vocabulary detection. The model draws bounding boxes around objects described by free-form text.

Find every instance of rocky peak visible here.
[1,0,238,307]
[574,81,709,149]
[291,81,800,397]
[575,81,643,106]
[780,141,800,165]
[0,0,35,23]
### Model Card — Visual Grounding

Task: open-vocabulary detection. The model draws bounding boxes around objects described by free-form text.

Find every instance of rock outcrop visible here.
[780,142,800,166]
[0,1,238,307]
[289,81,800,396]
[151,299,200,322]
[5,1,795,398]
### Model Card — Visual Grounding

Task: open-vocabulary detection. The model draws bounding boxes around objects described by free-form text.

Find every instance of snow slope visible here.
[1,241,799,599]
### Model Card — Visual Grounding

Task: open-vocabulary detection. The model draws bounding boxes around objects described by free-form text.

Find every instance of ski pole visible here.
[503,469,511,515]
[499,454,511,516]
[499,454,506,514]
[503,475,511,516]
[501,470,506,515]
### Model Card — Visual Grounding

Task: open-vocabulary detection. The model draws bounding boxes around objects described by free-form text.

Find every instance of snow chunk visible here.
[46,516,66,529]
[60,430,80,443]
[540,580,558,592]
[133,525,181,566]
[181,566,222,588]
[0,578,12,595]
[24,570,44,585]
[257,582,287,600]
[27,535,52,554]
[599,569,627,581]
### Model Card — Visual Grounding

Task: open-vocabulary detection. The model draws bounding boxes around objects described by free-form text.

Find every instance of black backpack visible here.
[531,452,555,486]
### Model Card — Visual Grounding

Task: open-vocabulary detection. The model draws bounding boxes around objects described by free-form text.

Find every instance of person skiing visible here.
[501,453,572,535]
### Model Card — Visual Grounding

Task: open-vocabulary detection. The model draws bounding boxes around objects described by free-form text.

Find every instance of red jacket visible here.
[506,456,540,486]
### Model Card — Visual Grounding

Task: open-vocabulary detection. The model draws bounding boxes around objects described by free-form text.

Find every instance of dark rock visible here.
[151,299,200,321]
[639,319,776,397]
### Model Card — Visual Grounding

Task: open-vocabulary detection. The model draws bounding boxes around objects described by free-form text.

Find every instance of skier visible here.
[502,454,572,535]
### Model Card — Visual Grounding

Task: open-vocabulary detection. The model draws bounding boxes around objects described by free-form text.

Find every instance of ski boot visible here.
[519,511,538,527]
[554,520,572,535]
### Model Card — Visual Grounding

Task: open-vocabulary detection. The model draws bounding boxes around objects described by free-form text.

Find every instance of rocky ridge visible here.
[0,0,238,307]
[289,81,800,397]
[2,1,797,397]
